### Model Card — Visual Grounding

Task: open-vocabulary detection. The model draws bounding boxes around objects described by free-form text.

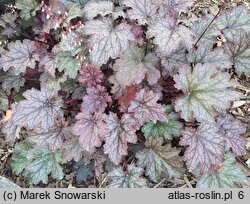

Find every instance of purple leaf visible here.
[73,111,108,151]
[2,121,21,146]
[217,114,247,155]
[103,113,138,165]
[159,46,188,75]
[62,136,84,162]
[122,0,158,25]
[83,18,135,67]
[0,40,39,74]
[128,89,167,125]
[28,120,72,152]
[11,87,63,131]
[147,16,194,55]
[78,63,104,87]
[81,85,112,113]
[180,123,224,174]
[113,44,160,86]
[39,53,58,78]
[162,0,194,14]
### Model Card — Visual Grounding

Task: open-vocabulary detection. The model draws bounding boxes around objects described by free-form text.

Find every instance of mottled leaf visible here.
[196,154,247,188]
[108,164,147,188]
[81,85,111,113]
[66,3,84,22]
[0,12,18,37]
[28,123,72,152]
[62,137,83,162]
[122,0,158,25]
[136,137,183,182]
[12,142,64,184]
[142,106,182,140]
[0,40,39,74]
[162,0,194,13]
[2,119,21,146]
[39,53,58,77]
[11,142,32,175]
[11,87,63,131]
[83,18,135,67]
[78,63,104,87]
[39,73,65,92]
[159,46,188,75]
[73,111,107,151]
[128,89,167,125]
[59,31,83,56]
[57,53,81,78]
[113,44,160,86]
[217,114,247,156]
[0,12,17,28]
[61,0,91,6]
[104,113,138,165]
[215,5,250,37]
[147,16,194,55]
[187,41,232,70]
[1,26,17,38]
[191,14,220,43]
[224,30,250,75]
[72,85,85,100]
[16,0,39,20]
[83,1,114,19]
[174,63,242,122]
[180,123,224,174]
[61,78,78,92]
[1,70,25,92]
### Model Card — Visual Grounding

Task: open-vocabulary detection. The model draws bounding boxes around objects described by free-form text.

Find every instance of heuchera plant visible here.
[0,0,249,188]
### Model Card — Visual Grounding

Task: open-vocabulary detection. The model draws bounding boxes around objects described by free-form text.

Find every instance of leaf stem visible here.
[194,5,224,47]
[60,107,79,112]
[0,16,50,46]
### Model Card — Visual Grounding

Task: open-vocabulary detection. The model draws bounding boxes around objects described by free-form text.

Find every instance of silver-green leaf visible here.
[12,142,64,185]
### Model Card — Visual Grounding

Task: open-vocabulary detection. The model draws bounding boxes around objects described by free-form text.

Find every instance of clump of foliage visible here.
[0,0,249,188]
